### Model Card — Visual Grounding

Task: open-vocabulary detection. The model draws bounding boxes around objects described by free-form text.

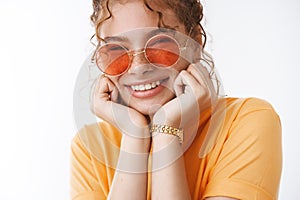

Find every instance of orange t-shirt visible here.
[70,98,282,200]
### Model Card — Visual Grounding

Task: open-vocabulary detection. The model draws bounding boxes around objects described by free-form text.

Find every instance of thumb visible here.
[174,71,186,97]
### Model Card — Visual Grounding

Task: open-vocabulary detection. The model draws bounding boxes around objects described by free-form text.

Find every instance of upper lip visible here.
[125,76,169,87]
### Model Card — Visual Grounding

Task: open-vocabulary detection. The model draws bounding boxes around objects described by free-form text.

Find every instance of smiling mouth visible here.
[129,78,169,92]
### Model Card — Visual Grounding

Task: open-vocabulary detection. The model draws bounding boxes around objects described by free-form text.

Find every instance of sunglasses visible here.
[95,34,187,76]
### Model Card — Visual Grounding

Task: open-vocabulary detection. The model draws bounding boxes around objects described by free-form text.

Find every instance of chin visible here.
[124,91,175,116]
[131,103,161,116]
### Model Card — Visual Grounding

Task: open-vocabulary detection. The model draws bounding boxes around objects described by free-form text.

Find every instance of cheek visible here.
[108,76,120,86]
[173,59,190,72]
[107,76,125,97]
[109,77,131,104]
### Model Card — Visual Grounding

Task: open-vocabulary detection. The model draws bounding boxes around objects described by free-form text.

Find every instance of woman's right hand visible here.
[91,75,150,146]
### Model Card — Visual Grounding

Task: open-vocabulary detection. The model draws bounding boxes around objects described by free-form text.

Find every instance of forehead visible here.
[99,1,185,38]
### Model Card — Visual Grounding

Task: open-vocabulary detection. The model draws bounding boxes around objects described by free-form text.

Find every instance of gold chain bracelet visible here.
[150,124,183,144]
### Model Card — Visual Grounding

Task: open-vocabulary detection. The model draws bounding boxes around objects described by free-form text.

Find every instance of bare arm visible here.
[151,134,191,200]
[92,76,151,199]
[151,64,214,199]
[108,135,150,200]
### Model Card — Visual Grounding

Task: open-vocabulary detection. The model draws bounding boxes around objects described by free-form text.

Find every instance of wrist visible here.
[151,132,183,171]
[151,124,183,146]
[121,134,151,153]
[118,136,150,173]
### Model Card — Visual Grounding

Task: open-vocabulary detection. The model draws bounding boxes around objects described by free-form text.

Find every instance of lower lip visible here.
[129,85,165,98]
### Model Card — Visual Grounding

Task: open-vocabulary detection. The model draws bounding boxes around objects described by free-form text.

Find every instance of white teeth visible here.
[131,80,161,91]
[139,85,145,90]
[151,82,156,88]
[145,84,152,90]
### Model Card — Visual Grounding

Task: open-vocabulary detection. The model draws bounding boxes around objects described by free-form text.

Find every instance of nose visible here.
[127,49,155,75]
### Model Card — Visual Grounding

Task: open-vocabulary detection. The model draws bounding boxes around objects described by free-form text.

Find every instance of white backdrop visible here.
[0,0,299,199]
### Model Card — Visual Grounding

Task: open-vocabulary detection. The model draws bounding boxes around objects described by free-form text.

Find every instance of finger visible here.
[99,75,121,103]
[91,75,117,118]
[110,86,119,102]
[93,74,105,93]
[186,64,208,87]
[97,76,118,101]
[174,72,185,96]
[187,64,217,100]
[174,70,203,96]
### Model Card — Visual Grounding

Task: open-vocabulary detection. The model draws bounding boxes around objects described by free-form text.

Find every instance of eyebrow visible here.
[103,35,130,43]
[147,28,175,38]
[103,28,175,43]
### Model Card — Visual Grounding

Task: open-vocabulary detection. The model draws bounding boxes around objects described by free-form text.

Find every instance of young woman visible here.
[71,0,282,199]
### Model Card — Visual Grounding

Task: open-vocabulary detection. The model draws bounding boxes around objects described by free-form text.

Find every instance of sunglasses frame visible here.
[95,33,188,76]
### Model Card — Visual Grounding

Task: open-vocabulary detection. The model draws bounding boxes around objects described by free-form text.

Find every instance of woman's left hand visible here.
[152,63,217,148]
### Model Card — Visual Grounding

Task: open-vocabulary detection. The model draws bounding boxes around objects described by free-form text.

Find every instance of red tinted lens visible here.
[145,35,180,67]
[96,44,130,75]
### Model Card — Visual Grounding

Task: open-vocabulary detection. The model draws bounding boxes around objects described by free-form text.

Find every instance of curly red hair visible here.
[90,0,220,94]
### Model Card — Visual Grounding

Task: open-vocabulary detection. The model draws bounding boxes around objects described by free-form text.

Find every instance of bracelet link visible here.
[150,124,183,144]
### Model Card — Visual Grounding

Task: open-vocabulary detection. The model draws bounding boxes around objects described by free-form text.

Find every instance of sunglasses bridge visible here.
[129,48,147,58]
[129,46,187,58]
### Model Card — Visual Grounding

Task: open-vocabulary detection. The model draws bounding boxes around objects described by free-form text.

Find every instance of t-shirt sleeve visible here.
[70,134,108,200]
[203,99,282,200]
